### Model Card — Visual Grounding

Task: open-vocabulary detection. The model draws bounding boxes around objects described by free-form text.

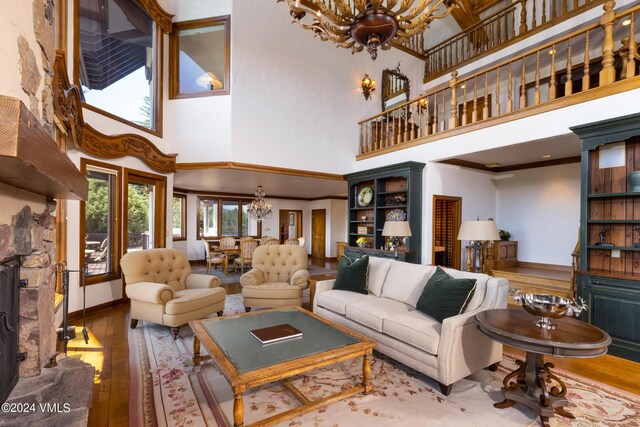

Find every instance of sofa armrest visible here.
[436,306,503,386]
[312,279,336,313]
[240,269,265,286]
[126,282,174,304]
[290,269,310,288]
[186,274,220,289]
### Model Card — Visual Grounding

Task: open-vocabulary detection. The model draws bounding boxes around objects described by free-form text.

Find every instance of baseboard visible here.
[326,257,337,261]
[68,298,125,321]
[517,262,571,272]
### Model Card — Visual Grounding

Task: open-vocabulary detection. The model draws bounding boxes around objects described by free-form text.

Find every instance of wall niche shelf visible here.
[344,161,424,264]
[572,113,640,363]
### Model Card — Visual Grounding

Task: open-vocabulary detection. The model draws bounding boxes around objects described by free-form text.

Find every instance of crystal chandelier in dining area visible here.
[247,186,273,221]
[277,0,460,60]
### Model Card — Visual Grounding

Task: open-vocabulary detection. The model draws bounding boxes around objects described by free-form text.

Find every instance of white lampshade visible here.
[382,221,412,237]
[457,220,500,241]
[196,72,223,90]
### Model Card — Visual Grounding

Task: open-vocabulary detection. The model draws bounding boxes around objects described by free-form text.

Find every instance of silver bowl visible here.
[511,290,587,330]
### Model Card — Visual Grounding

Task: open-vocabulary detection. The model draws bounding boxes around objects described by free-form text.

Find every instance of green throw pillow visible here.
[333,255,369,294]
[416,266,477,323]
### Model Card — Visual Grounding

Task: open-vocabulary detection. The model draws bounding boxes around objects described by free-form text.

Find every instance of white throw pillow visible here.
[366,257,394,297]
[380,261,434,307]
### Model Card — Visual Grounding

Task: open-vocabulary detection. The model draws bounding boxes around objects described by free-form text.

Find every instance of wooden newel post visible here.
[599,0,617,86]
[449,71,459,129]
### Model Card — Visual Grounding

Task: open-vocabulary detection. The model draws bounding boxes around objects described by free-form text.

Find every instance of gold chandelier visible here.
[277,0,460,60]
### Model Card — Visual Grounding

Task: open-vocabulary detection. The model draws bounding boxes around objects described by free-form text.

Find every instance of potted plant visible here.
[499,229,511,241]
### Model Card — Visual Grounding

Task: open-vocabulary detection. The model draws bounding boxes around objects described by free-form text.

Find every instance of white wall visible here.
[426,163,498,266]
[495,163,580,266]
[229,1,424,175]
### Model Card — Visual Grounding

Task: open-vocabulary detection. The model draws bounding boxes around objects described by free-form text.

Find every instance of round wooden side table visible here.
[476,309,611,427]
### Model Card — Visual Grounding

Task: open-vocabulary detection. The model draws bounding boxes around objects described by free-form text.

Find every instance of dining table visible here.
[218,246,240,275]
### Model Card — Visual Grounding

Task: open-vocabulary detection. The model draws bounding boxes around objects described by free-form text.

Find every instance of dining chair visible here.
[233,238,259,274]
[260,236,279,246]
[202,239,223,273]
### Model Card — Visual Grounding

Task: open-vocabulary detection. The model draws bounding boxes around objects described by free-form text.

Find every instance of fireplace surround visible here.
[0,256,21,404]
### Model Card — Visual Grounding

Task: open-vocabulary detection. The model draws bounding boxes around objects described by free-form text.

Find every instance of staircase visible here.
[490,262,572,306]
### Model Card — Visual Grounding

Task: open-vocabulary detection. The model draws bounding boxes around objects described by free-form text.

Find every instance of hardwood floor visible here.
[63,264,639,425]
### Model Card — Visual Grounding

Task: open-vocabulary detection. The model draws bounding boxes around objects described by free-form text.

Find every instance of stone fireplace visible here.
[0,198,57,381]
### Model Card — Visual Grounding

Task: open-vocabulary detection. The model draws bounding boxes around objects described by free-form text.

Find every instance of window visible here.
[124,169,166,253]
[80,160,121,284]
[172,194,187,240]
[197,197,260,239]
[76,0,161,133]
[242,201,259,236]
[169,16,230,99]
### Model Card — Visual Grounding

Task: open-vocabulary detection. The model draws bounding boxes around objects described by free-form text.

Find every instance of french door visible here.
[123,169,166,253]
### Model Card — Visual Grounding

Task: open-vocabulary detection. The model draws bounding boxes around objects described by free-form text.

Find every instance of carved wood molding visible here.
[53,50,177,173]
[138,0,174,33]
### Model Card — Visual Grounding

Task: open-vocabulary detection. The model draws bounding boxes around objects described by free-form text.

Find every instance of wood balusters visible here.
[358,2,640,157]
[423,0,600,81]
[566,40,573,96]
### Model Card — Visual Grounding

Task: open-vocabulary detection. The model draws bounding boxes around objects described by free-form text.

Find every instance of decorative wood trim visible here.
[356,76,640,161]
[177,189,345,202]
[55,0,67,52]
[138,0,174,34]
[176,161,345,181]
[439,156,581,173]
[53,50,177,173]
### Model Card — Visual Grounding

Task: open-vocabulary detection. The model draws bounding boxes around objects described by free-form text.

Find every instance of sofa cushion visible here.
[165,288,226,315]
[416,267,477,323]
[334,255,369,295]
[345,297,411,332]
[380,261,434,307]
[442,267,488,312]
[366,257,393,297]
[383,311,442,355]
[316,290,371,315]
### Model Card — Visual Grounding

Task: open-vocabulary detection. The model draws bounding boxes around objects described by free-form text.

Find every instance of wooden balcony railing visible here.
[414,0,602,81]
[358,1,640,158]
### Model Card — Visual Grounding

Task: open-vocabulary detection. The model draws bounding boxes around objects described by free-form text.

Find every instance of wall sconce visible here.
[361,74,376,100]
[417,95,428,112]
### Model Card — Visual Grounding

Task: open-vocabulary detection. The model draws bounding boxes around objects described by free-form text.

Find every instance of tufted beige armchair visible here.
[121,248,226,339]
[240,245,310,311]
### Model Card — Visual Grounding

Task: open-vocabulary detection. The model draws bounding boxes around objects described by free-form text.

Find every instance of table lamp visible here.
[457,219,500,272]
[382,221,412,258]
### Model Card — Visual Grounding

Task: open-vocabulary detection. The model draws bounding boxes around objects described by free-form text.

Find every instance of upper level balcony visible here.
[358,0,640,161]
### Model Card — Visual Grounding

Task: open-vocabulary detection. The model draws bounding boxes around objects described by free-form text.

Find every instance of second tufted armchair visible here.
[121,248,226,339]
[240,245,310,311]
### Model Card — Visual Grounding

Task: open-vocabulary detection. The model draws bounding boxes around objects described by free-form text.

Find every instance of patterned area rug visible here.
[129,296,640,427]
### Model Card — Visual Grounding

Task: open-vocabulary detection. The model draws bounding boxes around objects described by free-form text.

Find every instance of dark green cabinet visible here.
[572,113,640,363]
[344,161,424,264]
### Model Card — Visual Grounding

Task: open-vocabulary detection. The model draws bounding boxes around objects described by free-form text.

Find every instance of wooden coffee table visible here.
[190,306,375,427]
[476,309,611,427]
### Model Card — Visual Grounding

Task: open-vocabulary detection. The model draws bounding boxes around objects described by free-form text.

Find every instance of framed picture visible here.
[289,213,295,226]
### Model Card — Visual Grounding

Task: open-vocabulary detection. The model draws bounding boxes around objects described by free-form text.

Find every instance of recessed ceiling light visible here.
[484,162,501,168]
[622,19,631,26]
[542,154,552,159]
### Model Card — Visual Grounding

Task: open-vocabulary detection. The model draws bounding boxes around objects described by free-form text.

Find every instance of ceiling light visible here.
[542,154,552,159]
[278,0,460,61]
[247,186,272,222]
[484,162,501,168]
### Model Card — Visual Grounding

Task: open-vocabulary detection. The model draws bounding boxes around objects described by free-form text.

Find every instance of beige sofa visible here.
[240,245,310,311]
[313,257,508,395]
[121,248,226,339]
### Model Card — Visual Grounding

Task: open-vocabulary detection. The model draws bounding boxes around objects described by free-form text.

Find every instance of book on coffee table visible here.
[250,323,303,344]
